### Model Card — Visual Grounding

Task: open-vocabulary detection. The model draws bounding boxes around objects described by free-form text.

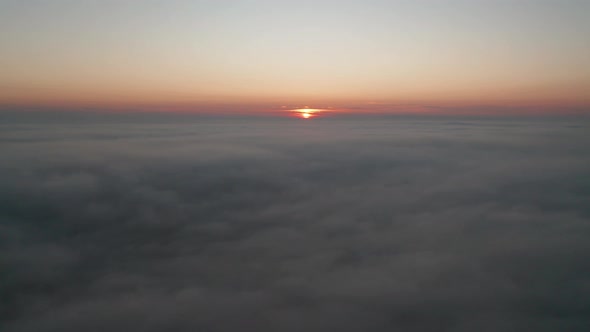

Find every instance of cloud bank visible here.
[1,115,590,331]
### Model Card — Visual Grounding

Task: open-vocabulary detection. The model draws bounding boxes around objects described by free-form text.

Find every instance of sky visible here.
[1,0,589,114]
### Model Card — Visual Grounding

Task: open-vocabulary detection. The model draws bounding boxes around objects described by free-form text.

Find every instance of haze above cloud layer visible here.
[1,0,589,111]
[2,114,590,331]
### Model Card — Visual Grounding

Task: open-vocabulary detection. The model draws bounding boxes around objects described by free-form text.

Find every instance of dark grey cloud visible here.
[1,114,590,331]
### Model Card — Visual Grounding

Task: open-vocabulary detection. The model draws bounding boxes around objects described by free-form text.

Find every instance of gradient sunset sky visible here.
[1,0,589,114]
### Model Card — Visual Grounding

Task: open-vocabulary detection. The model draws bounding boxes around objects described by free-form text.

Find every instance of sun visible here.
[291,107,323,119]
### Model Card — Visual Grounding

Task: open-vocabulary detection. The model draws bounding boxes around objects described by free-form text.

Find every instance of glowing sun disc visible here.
[291,107,324,119]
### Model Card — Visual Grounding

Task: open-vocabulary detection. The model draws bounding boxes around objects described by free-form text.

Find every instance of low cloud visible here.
[1,115,590,331]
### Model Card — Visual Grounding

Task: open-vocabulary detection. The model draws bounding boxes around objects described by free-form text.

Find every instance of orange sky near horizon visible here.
[1,1,589,114]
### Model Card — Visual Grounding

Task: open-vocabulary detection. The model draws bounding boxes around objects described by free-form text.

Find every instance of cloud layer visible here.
[2,115,590,331]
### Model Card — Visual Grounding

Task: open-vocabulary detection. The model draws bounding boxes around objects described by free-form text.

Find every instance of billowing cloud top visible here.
[1,113,590,331]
